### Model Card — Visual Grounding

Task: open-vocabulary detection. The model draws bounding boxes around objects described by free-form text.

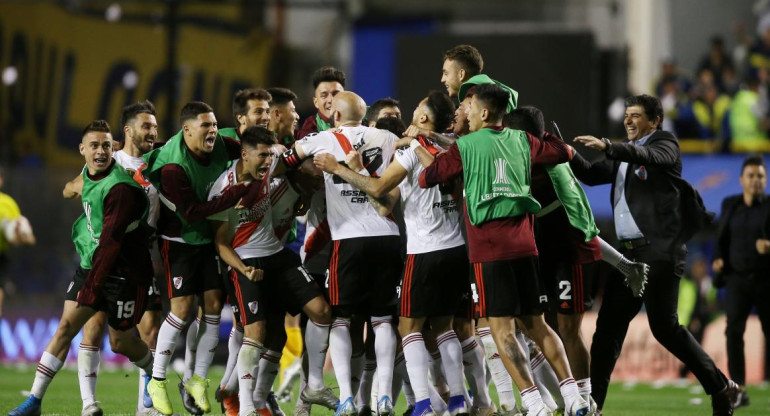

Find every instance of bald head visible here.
[332,91,367,126]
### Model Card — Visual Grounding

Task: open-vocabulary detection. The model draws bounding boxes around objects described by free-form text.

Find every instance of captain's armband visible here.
[281,147,304,169]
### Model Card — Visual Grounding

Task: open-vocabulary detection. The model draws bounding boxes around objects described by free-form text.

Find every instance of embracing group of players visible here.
[8,44,652,416]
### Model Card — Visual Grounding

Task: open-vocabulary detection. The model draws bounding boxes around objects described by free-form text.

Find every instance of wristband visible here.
[410,139,421,149]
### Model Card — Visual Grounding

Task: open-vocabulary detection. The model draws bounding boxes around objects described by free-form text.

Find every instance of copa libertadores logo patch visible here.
[493,158,510,185]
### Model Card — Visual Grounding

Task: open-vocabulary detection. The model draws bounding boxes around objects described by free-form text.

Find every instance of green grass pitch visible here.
[0,365,768,415]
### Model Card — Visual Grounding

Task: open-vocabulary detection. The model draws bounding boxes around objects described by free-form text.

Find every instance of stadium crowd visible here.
[4,42,765,416]
[652,14,770,152]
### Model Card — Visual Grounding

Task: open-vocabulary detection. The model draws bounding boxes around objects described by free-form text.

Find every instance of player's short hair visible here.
[473,84,510,122]
[424,91,455,133]
[366,98,400,123]
[266,87,297,107]
[741,154,766,175]
[443,45,484,77]
[624,94,664,130]
[180,101,214,125]
[505,106,545,138]
[312,66,346,89]
[82,120,111,136]
[233,88,272,122]
[375,117,407,138]
[241,126,276,149]
[121,100,156,127]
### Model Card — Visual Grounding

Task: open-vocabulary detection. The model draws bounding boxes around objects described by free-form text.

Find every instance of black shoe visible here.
[734,387,750,408]
[712,380,738,416]
[178,381,204,415]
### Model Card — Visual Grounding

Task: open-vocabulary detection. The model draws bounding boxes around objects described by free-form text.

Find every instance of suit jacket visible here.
[713,194,770,275]
[569,130,714,261]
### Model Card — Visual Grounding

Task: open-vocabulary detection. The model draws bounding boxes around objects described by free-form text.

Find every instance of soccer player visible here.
[268,87,301,147]
[64,101,165,416]
[314,90,488,416]
[266,86,305,392]
[296,66,346,140]
[207,126,335,416]
[507,105,649,413]
[214,87,273,416]
[9,121,155,416]
[419,83,589,416]
[220,89,272,140]
[365,98,401,127]
[142,101,259,415]
[0,169,35,320]
[282,91,401,416]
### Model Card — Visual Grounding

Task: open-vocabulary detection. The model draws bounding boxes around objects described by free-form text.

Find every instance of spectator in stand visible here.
[731,22,754,79]
[653,57,692,97]
[659,76,701,139]
[721,65,741,97]
[747,13,770,78]
[697,36,735,94]
[692,80,732,139]
[729,74,770,152]
[678,256,719,378]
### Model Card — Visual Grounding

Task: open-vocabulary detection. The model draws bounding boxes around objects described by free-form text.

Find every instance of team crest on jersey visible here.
[173,276,183,289]
[248,301,259,314]
[634,165,648,180]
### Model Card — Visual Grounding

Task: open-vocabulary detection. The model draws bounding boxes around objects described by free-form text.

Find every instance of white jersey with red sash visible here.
[296,125,399,240]
[393,137,464,254]
[207,162,283,259]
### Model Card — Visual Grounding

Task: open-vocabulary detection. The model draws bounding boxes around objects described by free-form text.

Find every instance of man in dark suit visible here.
[568,94,737,416]
[712,154,770,408]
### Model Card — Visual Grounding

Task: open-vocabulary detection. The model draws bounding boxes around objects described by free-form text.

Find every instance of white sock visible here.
[531,352,561,410]
[459,336,490,407]
[429,350,449,397]
[194,314,220,379]
[356,359,376,408]
[428,379,448,413]
[599,237,639,277]
[305,320,330,391]
[436,330,465,399]
[78,344,100,407]
[515,331,532,358]
[390,359,401,404]
[478,327,515,410]
[395,353,413,406]
[350,351,365,397]
[371,316,396,402]
[153,313,186,379]
[598,237,621,267]
[559,377,583,411]
[31,351,63,399]
[221,324,243,393]
[520,385,547,414]
[329,318,353,401]
[402,332,431,402]
[577,377,592,403]
[254,349,281,407]
[138,349,154,411]
[184,318,199,382]
[238,338,262,415]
